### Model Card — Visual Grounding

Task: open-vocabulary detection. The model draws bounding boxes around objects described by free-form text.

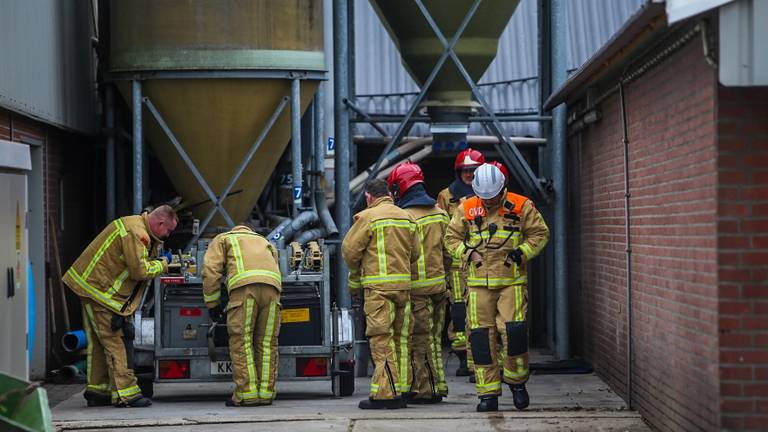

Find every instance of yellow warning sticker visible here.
[282,308,310,323]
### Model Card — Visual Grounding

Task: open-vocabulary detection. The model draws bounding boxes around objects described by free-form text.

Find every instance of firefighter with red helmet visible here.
[436,148,485,377]
[488,161,510,182]
[388,161,451,403]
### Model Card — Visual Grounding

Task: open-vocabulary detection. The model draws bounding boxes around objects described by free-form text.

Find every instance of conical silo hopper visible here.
[108,0,324,226]
[369,0,520,143]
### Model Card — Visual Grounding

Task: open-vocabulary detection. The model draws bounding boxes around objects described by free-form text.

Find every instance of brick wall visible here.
[717,85,768,431]
[569,38,720,431]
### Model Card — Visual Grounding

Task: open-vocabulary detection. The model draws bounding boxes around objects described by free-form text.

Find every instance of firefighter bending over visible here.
[63,205,178,408]
[202,224,282,407]
[342,179,420,409]
[444,164,549,412]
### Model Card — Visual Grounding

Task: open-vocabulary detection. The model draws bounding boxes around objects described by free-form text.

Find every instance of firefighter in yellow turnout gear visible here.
[437,148,485,377]
[342,179,420,410]
[203,225,282,407]
[388,162,451,404]
[445,164,549,412]
[63,205,178,408]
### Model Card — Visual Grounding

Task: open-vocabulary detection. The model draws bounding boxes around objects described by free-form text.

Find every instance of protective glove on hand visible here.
[208,304,225,323]
[506,248,523,266]
[161,250,173,264]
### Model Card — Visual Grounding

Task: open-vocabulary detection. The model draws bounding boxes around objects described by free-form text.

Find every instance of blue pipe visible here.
[62,330,88,353]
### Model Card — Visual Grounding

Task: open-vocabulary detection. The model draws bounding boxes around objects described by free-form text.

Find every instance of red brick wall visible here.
[569,39,720,430]
[717,85,768,431]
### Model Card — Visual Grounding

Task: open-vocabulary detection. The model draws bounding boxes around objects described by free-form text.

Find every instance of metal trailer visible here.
[133,239,355,398]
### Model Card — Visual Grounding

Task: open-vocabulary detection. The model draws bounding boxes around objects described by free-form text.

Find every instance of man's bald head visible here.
[148,205,178,240]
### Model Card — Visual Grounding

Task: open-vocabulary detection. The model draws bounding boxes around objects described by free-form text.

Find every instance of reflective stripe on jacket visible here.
[342,196,420,291]
[404,206,451,294]
[202,225,282,308]
[444,192,549,288]
[62,214,167,316]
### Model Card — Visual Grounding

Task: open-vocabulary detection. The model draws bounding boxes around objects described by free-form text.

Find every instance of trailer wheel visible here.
[335,361,355,397]
[137,373,154,399]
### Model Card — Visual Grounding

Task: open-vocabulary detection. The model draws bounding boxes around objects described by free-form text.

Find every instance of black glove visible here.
[451,302,467,332]
[208,304,225,323]
[506,248,523,267]
[111,314,126,332]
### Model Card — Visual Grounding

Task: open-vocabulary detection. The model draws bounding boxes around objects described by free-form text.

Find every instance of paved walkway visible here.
[53,361,650,431]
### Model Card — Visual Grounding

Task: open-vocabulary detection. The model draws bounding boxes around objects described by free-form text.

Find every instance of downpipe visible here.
[619,81,633,410]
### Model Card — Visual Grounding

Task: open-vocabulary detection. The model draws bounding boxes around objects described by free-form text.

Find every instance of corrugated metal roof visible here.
[353,0,646,138]
[0,0,98,133]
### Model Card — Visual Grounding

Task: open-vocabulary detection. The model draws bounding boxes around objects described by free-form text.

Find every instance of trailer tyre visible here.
[137,373,154,399]
[336,362,355,397]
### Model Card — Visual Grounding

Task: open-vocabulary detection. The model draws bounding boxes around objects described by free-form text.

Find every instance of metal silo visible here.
[369,0,521,141]
[107,0,325,227]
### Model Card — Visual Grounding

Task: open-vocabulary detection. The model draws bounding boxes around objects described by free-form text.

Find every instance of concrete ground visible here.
[52,355,651,431]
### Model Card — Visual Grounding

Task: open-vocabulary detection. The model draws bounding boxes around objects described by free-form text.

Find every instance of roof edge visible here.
[543,2,667,110]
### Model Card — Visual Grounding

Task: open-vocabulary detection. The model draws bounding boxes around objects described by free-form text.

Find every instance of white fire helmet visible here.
[472,163,506,199]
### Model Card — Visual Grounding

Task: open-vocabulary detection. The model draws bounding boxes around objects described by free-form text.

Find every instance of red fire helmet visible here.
[387,161,425,197]
[489,161,509,180]
[454,148,485,170]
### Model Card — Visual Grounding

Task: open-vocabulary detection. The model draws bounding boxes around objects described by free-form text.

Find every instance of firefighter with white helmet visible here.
[444,163,549,412]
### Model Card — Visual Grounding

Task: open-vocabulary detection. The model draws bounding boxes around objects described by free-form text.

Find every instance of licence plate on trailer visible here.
[282,307,310,323]
[210,361,233,375]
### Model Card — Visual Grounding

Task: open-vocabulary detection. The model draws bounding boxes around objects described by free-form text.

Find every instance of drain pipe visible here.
[619,81,633,410]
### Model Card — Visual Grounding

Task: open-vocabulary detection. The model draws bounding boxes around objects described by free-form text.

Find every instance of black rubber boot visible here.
[468,375,476,383]
[400,392,414,408]
[476,395,498,412]
[510,384,529,410]
[117,396,152,408]
[84,391,111,407]
[358,398,402,410]
[455,351,471,376]
[409,395,443,404]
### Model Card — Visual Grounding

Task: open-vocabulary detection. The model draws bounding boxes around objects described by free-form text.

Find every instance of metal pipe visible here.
[619,82,633,410]
[315,84,339,236]
[132,80,143,214]
[291,78,303,215]
[105,85,116,221]
[349,138,430,190]
[334,0,352,309]
[350,115,552,123]
[551,0,570,360]
[294,228,326,245]
[281,211,319,244]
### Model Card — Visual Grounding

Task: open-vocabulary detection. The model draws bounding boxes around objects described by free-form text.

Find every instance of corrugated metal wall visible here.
[0,0,98,134]
[354,0,646,137]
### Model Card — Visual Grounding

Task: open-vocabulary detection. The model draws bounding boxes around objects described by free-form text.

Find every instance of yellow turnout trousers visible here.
[227,283,281,406]
[81,298,142,405]
[411,291,448,398]
[364,288,412,400]
[468,284,529,397]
